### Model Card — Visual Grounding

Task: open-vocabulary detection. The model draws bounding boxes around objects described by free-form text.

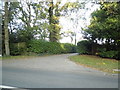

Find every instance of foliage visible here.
[62,43,76,53]
[77,40,92,54]
[2,1,79,56]
[98,51,118,59]
[10,42,26,55]
[27,40,76,55]
[27,40,48,54]
[9,41,70,56]
[84,2,120,44]
[45,42,63,54]
[82,2,120,59]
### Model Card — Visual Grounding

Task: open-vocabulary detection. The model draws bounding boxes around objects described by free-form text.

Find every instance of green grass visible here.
[69,55,120,73]
[2,55,37,60]
[1,53,54,60]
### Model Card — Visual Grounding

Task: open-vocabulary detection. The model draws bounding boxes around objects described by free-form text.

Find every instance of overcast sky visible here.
[59,1,100,44]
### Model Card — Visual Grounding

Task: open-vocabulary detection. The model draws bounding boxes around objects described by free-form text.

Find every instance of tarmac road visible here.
[2,54,119,88]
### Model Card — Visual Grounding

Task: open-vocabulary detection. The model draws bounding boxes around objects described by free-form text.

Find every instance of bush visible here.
[99,51,118,59]
[10,42,26,55]
[77,40,92,54]
[45,42,63,54]
[27,40,48,54]
[10,39,77,56]
[116,51,120,60]
[71,44,77,53]
[62,43,76,53]
[97,48,119,59]
[27,40,76,54]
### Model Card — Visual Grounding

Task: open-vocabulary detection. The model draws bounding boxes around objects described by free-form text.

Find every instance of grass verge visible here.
[69,55,120,74]
[1,53,56,60]
[2,55,37,60]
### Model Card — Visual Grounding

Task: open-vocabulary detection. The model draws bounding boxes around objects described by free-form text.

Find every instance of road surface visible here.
[2,54,119,88]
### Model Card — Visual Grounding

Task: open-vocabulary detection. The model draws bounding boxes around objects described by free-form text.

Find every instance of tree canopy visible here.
[82,2,120,59]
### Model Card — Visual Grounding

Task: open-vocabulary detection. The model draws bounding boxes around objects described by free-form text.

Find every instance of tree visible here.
[0,7,2,55]
[48,1,61,42]
[4,2,10,56]
[83,2,120,57]
[84,2,120,46]
[48,1,81,42]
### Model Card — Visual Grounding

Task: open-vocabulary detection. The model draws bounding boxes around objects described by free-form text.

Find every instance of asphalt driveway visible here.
[2,54,119,88]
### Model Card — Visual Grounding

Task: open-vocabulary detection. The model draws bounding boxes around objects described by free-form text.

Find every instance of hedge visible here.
[10,40,76,55]
[98,51,118,58]
[77,40,119,60]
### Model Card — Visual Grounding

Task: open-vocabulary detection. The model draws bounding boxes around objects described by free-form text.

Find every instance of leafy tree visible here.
[48,1,61,42]
[83,2,120,59]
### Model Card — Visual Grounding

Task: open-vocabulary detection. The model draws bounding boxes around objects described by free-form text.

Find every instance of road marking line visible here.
[0,85,16,88]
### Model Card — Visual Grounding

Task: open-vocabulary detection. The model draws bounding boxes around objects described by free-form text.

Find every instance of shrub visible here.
[77,40,92,54]
[10,42,26,55]
[45,42,63,54]
[10,39,77,56]
[71,44,77,53]
[116,51,120,60]
[27,40,48,54]
[27,40,76,54]
[62,43,76,53]
[99,51,118,59]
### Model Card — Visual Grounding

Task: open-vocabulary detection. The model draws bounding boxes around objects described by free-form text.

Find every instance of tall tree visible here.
[4,2,10,56]
[48,1,61,42]
[83,2,120,52]
[0,7,2,55]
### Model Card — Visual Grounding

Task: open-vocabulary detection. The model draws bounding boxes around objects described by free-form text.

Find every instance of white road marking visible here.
[0,85,16,88]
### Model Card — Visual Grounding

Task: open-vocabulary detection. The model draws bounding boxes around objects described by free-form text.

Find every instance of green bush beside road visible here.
[10,40,77,56]
[77,40,92,54]
[77,40,120,60]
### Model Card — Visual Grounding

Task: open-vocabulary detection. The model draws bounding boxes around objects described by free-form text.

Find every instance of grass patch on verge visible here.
[1,53,55,60]
[69,55,120,73]
[2,55,37,60]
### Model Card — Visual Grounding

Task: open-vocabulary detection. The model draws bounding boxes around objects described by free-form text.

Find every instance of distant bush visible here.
[116,51,120,60]
[45,42,63,54]
[76,40,119,60]
[77,40,92,54]
[97,47,119,59]
[27,40,76,55]
[10,42,26,55]
[71,44,77,53]
[98,50,118,59]
[62,43,76,53]
[27,40,48,54]
[10,40,77,55]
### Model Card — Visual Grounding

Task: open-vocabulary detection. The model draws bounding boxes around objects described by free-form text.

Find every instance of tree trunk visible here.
[4,2,10,56]
[75,33,77,45]
[48,1,54,42]
[48,1,60,42]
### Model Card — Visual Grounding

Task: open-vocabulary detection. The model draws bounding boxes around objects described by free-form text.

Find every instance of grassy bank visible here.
[69,55,120,73]
[2,55,37,60]
[1,53,53,60]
